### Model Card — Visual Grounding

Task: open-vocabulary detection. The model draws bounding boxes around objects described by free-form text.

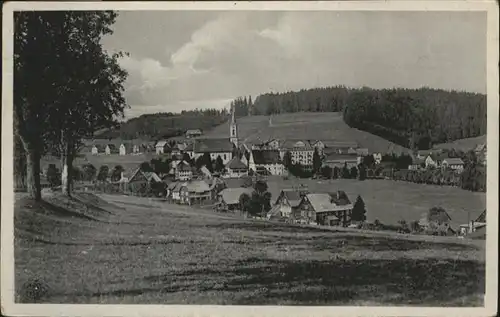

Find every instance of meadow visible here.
[15,193,485,305]
[265,177,486,229]
[205,112,412,154]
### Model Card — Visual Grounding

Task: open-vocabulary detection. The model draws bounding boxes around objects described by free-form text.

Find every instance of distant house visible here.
[295,191,353,226]
[323,153,358,170]
[185,129,203,139]
[271,189,303,219]
[419,207,455,235]
[459,209,486,236]
[166,181,184,203]
[119,143,138,156]
[424,153,447,169]
[417,149,443,160]
[441,158,465,172]
[311,140,326,154]
[179,180,214,205]
[280,139,314,168]
[373,153,382,164]
[217,187,253,212]
[174,161,193,181]
[105,144,119,155]
[249,150,285,176]
[127,168,162,195]
[155,141,170,155]
[91,144,105,155]
[225,156,248,178]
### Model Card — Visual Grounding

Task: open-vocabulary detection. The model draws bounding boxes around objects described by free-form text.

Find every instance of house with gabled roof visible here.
[459,209,486,236]
[191,138,234,164]
[295,191,353,226]
[441,158,465,172]
[179,180,216,205]
[425,153,448,169]
[216,187,254,212]
[155,140,171,155]
[271,189,303,219]
[280,139,314,167]
[174,160,193,181]
[225,156,248,178]
[127,168,163,196]
[249,149,285,176]
[105,144,119,155]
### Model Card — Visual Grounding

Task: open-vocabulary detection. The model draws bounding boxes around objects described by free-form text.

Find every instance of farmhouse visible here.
[166,181,185,203]
[441,158,465,172]
[419,207,455,235]
[323,153,359,170]
[155,141,170,155]
[271,189,303,219]
[459,209,486,236]
[179,180,214,205]
[295,191,353,226]
[225,156,248,178]
[185,129,203,139]
[126,168,162,195]
[216,187,253,212]
[249,149,285,176]
[174,160,193,181]
[424,153,447,169]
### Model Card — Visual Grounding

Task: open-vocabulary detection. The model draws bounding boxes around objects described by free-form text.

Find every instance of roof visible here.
[475,210,486,223]
[276,189,302,207]
[218,187,254,205]
[474,144,486,152]
[182,180,211,193]
[325,153,359,162]
[223,177,247,188]
[281,139,313,150]
[186,129,202,134]
[304,193,352,213]
[428,153,448,161]
[176,161,192,172]
[156,141,169,148]
[442,158,464,165]
[251,150,281,165]
[143,171,162,182]
[421,208,452,225]
[226,156,248,169]
[194,138,234,153]
[330,190,352,206]
[199,165,212,178]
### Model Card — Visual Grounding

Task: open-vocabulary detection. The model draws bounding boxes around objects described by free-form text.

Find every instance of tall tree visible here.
[351,195,367,222]
[82,163,97,182]
[215,156,225,173]
[110,165,124,182]
[312,148,322,174]
[283,151,293,171]
[97,165,109,182]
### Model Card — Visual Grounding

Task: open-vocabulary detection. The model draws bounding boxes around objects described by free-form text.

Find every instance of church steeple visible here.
[230,103,238,147]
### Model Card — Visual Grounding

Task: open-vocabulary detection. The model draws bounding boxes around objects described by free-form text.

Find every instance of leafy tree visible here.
[398,220,410,233]
[350,166,358,179]
[320,166,333,179]
[341,163,351,179]
[332,167,340,179]
[351,195,367,222]
[82,163,97,182]
[410,220,421,233]
[97,165,109,182]
[239,193,251,212]
[312,148,322,174]
[46,164,60,188]
[246,180,272,217]
[358,164,367,180]
[203,153,214,172]
[110,165,124,182]
[215,156,225,173]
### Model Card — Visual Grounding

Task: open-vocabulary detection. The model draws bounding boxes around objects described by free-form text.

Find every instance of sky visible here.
[101,10,487,119]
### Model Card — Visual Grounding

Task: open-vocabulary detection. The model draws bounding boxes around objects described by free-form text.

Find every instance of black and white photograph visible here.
[2,1,498,316]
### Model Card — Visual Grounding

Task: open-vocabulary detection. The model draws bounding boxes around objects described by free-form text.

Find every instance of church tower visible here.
[230,104,238,147]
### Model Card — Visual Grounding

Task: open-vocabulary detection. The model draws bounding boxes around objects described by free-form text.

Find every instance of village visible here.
[44,106,487,240]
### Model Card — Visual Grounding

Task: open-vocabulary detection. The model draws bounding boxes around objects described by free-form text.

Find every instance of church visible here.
[187,104,241,165]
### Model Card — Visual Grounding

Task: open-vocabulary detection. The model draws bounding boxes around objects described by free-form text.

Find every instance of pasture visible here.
[265,177,486,228]
[204,112,412,154]
[433,135,486,151]
[15,193,485,305]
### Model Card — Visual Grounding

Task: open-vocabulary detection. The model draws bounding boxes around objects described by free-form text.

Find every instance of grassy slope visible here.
[433,135,486,151]
[15,193,484,305]
[264,177,486,228]
[205,112,412,154]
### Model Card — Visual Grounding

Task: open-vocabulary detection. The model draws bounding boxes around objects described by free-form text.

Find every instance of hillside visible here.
[205,112,412,154]
[15,193,485,305]
[433,135,486,152]
[95,110,229,140]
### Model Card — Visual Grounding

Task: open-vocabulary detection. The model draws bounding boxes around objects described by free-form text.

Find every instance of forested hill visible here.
[246,87,486,150]
[95,109,229,140]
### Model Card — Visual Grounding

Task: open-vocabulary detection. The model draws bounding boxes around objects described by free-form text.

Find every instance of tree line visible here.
[231,86,486,150]
[14,11,128,200]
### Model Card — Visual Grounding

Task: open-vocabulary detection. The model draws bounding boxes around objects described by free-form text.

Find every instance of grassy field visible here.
[265,177,486,228]
[15,193,485,305]
[205,112,412,154]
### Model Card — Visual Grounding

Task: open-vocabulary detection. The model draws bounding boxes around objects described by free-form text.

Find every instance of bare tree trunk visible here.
[60,136,74,196]
[25,145,42,201]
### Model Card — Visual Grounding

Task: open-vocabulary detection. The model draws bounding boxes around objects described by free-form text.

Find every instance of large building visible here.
[249,149,285,176]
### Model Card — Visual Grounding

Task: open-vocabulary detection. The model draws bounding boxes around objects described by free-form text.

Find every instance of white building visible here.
[249,149,285,176]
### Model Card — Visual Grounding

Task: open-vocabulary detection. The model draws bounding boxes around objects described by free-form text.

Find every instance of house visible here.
[174,161,193,181]
[311,140,326,154]
[249,150,285,176]
[419,207,455,235]
[408,158,425,170]
[417,149,443,160]
[424,153,448,169]
[105,144,119,155]
[225,156,249,178]
[185,129,203,139]
[179,180,214,205]
[373,153,382,164]
[323,153,359,170]
[459,209,486,236]
[271,189,303,219]
[441,158,465,172]
[166,181,185,203]
[295,191,353,226]
[127,168,162,196]
[191,138,234,164]
[155,141,170,155]
[216,187,254,212]
[91,144,105,155]
[280,139,314,168]
[171,142,188,158]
